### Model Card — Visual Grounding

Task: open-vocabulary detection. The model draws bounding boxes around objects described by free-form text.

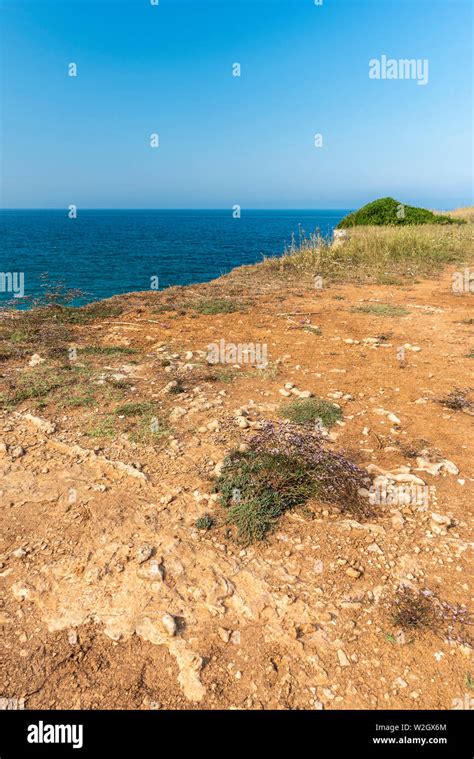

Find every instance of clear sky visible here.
[0,0,472,209]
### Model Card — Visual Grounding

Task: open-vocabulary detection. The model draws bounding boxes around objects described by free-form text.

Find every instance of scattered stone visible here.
[346,567,362,579]
[10,446,25,460]
[416,458,459,476]
[67,629,78,645]
[136,545,153,564]
[16,413,56,435]
[236,416,250,429]
[367,542,383,555]
[161,613,177,637]
[137,560,164,581]
[393,677,408,689]
[12,547,27,559]
[160,494,175,505]
[163,381,178,393]
[337,649,350,667]
[430,513,452,535]
[28,353,45,367]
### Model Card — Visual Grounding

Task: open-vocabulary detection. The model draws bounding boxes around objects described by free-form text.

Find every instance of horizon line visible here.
[0,207,354,211]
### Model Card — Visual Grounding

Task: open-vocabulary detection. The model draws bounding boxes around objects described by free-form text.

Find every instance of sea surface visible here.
[0,209,349,306]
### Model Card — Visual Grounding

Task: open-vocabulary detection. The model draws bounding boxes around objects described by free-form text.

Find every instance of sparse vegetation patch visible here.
[351,303,409,317]
[215,421,371,544]
[280,398,342,428]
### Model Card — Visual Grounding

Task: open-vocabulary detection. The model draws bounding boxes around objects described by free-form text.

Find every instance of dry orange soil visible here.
[0,267,472,710]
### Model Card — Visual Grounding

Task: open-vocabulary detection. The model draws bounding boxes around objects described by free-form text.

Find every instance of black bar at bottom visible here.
[0,709,471,757]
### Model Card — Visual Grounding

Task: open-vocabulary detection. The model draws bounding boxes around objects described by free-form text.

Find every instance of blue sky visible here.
[0,0,472,209]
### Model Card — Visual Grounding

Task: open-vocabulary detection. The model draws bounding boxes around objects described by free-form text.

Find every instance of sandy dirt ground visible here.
[0,267,472,710]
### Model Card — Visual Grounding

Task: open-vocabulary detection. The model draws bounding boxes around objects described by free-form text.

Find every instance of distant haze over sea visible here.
[0,209,349,306]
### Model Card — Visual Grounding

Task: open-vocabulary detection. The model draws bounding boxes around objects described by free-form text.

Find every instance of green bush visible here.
[195,514,215,531]
[216,451,318,545]
[337,197,460,229]
[214,421,371,545]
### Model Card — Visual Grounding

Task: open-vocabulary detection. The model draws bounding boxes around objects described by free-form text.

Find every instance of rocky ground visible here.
[0,265,472,710]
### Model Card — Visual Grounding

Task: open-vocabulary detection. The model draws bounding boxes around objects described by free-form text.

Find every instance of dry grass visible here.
[444,206,474,224]
[260,222,474,284]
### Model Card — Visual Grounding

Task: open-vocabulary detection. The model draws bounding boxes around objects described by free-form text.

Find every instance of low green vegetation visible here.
[351,303,409,317]
[86,414,117,438]
[59,393,96,409]
[0,301,125,361]
[216,450,318,544]
[337,197,460,229]
[168,380,185,394]
[0,368,66,409]
[215,421,370,545]
[195,515,215,531]
[279,397,342,427]
[130,414,168,445]
[114,401,156,417]
[113,400,168,444]
[79,345,137,356]
[191,298,244,315]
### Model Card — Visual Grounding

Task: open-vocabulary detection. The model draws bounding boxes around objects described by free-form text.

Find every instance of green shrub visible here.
[195,515,215,531]
[216,451,318,545]
[337,197,460,229]
[215,422,370,544]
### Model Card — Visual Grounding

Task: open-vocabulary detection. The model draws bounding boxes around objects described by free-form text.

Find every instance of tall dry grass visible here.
[262,222,474,284]
[444,206,474,224]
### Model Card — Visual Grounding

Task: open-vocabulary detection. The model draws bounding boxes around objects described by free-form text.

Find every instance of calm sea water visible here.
[0,209,349,306]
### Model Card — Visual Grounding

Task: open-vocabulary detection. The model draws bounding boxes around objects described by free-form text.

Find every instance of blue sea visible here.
[0,209,349,306]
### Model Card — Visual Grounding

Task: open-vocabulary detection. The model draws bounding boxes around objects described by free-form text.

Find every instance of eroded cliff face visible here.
[0,267,472,710]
